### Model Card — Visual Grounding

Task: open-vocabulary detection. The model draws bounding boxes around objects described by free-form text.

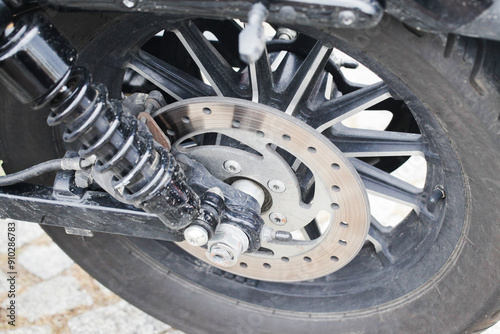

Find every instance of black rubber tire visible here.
[1,12,500,334]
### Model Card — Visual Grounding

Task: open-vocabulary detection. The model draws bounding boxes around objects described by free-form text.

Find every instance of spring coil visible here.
[0,12,200,230]
[46,67,200,229]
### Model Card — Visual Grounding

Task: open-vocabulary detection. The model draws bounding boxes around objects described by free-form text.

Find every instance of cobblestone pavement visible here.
[0,221,186,334]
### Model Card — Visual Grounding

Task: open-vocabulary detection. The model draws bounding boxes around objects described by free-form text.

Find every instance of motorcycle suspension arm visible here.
[0,178,185,242]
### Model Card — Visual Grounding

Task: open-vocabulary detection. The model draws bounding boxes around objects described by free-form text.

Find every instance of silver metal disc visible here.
[155,97,370,282]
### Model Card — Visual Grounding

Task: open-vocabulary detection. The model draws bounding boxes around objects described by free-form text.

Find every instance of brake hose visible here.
[0,157,85,187]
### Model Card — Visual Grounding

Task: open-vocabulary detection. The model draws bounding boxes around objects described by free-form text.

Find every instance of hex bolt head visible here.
[184,225,209,247]
[276,27,297,41]
[206,224,249,267]
[338,10,357,26]
[74,169,93,189]
[207,244,236,267]
[268,179,286,193]
[223,160,242,174]
[269,212,287,226]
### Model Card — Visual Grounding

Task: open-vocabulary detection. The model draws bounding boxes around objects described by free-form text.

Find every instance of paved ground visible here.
[0,221,186,334]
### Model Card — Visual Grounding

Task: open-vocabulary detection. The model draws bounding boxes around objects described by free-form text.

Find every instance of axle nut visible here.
[206,224,249,267]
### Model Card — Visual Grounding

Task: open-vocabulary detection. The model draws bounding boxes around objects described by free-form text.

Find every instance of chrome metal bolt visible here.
[338,10,357,26]
[276,27,297,41]
[206,224,249,267]
[223,160,242,174]
[184,225,209,247]
[268,179,286,193]
[269,212,287,226]
[208,244,236,267]
[74,169,93,189]
[429,186,446,204]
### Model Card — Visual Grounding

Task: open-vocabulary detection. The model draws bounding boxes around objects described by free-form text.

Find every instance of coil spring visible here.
[46,67,200,229]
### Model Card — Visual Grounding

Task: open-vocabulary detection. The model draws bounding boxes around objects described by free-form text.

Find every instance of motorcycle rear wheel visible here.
[1,12,500,334]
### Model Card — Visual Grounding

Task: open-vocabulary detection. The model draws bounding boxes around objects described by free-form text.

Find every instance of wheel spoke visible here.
[248,49,274,103]
[194,19,243,66]
[125,50,215,100]
[311,82,391,132]
[304,221,321,239]
[174,20,244,97]
[367,216,396,265]
[278,42,332,115]
[351,158,422,211]
[327,124,428,157]
[273,52,301,90]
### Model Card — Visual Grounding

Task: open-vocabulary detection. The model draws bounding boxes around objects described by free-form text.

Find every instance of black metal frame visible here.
[0,182,184,241]
[34,0,500,41]
[38,0,384,29]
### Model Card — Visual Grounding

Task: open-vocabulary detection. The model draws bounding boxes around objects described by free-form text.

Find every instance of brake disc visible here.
[155,97,370,282]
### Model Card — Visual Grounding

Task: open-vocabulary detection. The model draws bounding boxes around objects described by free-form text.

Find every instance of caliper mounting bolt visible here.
[184,225,209,247]
[184,187,225,247]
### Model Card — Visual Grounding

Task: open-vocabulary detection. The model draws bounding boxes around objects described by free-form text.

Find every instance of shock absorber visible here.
[0,8,200,229]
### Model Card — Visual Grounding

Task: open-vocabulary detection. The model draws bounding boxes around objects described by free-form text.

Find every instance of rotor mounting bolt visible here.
[184,225,209,247]
[269,212,287,226]
[223,160,242,174]
[268,179,286,193]
[338,10,357,26]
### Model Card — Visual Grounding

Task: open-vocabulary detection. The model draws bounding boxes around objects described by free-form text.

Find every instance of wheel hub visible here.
[156,97,370,281]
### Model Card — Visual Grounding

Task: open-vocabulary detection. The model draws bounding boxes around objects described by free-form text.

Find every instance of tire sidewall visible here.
[2,12,499,334]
